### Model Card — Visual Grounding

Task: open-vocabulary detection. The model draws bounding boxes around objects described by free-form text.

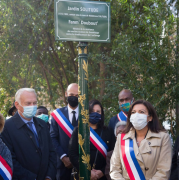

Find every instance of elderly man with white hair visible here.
[1,88,57,180]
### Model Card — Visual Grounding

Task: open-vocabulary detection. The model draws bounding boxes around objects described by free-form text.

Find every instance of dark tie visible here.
[72,111,76,127]
[27,122,39,147]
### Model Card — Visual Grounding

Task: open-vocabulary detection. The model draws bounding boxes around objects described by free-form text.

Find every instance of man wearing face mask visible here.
[1,88,57,180]
[50,83,78,180]
[36,106,50,130]
[108,89,134,131]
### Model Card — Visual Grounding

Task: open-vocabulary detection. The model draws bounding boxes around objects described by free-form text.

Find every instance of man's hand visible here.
[92,169,104,179]
[61,156,73,168]
[91,169,99,180]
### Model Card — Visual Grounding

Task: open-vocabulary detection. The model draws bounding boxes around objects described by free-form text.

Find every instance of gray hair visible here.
[15,88,37,103]
[114,121,127,136]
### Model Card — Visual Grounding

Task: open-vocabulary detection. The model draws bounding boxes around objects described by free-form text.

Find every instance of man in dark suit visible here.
[108,89,134,131]
[1,88,56,180]
[50,83,78,180]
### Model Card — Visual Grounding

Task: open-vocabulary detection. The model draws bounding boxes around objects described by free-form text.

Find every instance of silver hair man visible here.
[114,121,127,137]
[15,88,37,103]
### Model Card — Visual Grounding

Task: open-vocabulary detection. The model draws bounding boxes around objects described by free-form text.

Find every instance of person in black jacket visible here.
[36,106,50,130]
[69,99,115,180]
[1,88,57,180]
[170,135,179,179]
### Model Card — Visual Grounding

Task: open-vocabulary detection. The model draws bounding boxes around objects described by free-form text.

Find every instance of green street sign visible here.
[55,0,111,43]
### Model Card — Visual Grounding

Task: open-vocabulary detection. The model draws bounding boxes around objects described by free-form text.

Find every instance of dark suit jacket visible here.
[108,115,118,131]
[50,106,78,179]
[170,135,179,180]
[1,113,57,180]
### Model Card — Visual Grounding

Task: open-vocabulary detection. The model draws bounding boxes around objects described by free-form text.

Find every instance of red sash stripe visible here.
[121,134,135,180]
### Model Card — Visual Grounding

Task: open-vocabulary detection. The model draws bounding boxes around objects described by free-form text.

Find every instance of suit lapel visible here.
[61,106,69,121]
[60,106,78,126]
[13,113,42,151]
[133,138,144,163]
[139,139,152,154]
[33,117,42,134]
[123,130,145,164]
[21,123,40,150]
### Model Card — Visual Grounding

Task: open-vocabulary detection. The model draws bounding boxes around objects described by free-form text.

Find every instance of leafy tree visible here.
[0,0,179,140]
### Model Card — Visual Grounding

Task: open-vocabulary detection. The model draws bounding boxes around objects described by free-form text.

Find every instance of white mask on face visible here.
[130,113,148,130]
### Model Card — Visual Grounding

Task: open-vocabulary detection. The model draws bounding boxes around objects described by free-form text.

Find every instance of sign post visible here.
[55,0,111,179]
[78,41,90,180]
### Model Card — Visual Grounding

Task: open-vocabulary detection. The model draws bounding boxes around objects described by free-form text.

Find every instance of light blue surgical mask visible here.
[21,105,37,118]
[37,114,49,123]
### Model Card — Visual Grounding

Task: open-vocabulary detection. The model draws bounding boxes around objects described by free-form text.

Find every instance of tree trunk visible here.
[99,62,106,102]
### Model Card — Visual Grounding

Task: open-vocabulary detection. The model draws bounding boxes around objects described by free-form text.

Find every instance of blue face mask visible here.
[37,114,49,123]
[89,112,101,124]
[21,105,37,118]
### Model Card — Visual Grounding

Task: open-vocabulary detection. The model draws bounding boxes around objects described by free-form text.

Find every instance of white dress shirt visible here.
[67,105,79,123]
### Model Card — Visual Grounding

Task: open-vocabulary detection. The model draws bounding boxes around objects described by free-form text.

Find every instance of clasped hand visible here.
[61,156,73,168]
[91,169,103,180]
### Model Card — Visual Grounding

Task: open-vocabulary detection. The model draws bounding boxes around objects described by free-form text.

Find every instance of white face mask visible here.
[130,113,148,130]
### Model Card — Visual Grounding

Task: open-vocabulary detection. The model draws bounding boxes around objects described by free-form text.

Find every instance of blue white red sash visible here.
[0,155,12,180]
[90,127,108,158]
[117,111,127,122]
[51,109,108,158]
[121,134,145,180]
[51,109,74,138]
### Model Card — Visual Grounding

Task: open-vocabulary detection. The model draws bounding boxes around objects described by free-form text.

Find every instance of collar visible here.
[14,112,43,129]
[67,104,78,114]
[18,112,33,124]
[123,128,161,140]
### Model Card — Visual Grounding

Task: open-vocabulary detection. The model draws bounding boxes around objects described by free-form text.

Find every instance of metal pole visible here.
[78,42,91,180]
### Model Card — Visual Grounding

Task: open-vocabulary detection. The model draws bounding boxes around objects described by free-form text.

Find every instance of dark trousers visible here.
[56,168,72,180]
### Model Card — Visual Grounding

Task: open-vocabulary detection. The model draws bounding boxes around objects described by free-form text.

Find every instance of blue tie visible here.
[27,122,39,147]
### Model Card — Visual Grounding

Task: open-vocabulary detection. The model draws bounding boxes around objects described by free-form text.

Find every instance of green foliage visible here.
[0,0,178,138]
[0,89,11,118]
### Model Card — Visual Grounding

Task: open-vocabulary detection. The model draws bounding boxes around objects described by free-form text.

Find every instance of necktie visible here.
[27,122,39,147]
[72,111,76,127]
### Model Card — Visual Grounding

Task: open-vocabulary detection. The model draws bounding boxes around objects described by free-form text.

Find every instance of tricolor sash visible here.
[117,111,127,122]
[0,155,12,180]
[51,109,74,138]
[121,134,145,180]
[51,109,108,158]
[90,127,108,158]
